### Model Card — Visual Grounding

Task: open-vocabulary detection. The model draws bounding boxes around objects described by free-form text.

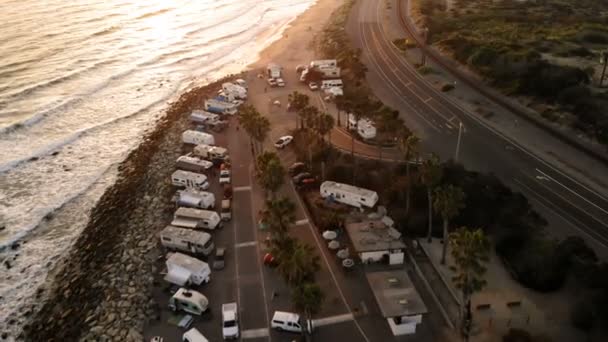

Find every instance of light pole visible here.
[455,121,463,162]
[600,50,608,87]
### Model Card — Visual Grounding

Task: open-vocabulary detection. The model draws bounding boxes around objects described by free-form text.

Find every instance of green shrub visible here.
[506,238,568,292]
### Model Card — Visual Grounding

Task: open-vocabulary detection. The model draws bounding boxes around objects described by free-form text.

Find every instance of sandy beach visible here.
[18,0,343,341]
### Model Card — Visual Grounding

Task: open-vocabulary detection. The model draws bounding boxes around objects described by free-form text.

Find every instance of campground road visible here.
[350,0,608,249]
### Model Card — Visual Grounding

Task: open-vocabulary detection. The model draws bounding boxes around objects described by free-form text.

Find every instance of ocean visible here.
[0,0,314,335]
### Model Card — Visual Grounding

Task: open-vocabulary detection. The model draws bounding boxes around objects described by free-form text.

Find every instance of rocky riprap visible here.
[19,76,237,342]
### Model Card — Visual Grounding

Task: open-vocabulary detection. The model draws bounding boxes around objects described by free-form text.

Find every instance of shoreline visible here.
[18,0,340,340]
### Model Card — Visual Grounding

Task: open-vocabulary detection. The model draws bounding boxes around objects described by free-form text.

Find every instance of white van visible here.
[220,199,232,221]
[160,225,215,256]
[271,311,308,334]
[183,328,209,342]
[172,170,209,190]
[182,130,215,146]
[176,155,214,173]
[172,207,222,230]
[169,288,209,315]
[175,189,215,210]
[321,79,343,90]
[193,144,229,161]
[165,252,211,286]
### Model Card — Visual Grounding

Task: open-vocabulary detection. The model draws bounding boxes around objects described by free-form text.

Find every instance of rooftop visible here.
[345,220,406,253]
[366,271,428,318]
[320,181,377,198]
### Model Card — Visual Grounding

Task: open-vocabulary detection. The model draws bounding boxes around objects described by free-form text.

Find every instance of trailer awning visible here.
[164,268,191,286]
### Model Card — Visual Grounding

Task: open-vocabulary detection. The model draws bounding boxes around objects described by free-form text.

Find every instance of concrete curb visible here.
[417,239,462,306]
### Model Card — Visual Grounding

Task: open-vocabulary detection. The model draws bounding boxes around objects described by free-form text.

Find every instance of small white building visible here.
[345,219,405,265]
[347,114,377,140]
[320,181,378,208]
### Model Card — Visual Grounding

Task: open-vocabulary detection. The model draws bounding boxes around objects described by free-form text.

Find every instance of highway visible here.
[349,0,608,249]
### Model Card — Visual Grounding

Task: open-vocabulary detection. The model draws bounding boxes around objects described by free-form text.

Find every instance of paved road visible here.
[349,0,608,249]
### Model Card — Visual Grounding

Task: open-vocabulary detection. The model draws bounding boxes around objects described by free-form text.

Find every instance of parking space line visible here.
[241,328,270,339]
[295,218,309,226]
[235,241,257,248]
[234,186,252,192]
[312,313,355,327]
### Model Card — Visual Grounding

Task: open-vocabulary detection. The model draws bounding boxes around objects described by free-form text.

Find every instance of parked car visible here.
[219,169,231,184]
[267,78,278,87]
[222,302,240,339]
[183,328,209,342]
[308,82,318,91]
[295,177,317,190]
[288,162,306,176]
[292,172,312,184]
[276,78,285,87]
[274,135,293,149]
[213,247,226,270]
[271,311,306,334]
[223,184,233,199]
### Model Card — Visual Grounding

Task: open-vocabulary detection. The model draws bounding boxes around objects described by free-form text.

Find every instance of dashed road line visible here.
[241,328,270,339]
[312,313,355,327]
[234,185,252,192]
[235,241,257,249]
[295,218,309,226]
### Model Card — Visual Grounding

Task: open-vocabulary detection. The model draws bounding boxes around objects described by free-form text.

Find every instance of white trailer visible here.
[172,207,222,230]
[320,181,378,208]
[172,170,209,190]
[165,252,211,286]
[169,288,209,316]
[222,82,247,99]
[310,59,338,68]
[193,144,228,161]
[235,78,248,89]
[176,155,214,173]
[317,66,341,79]
[160,225,215,256]
[190,110,220,125]
[205,98,238,115]
[182,130,215,146]
[347,114,377,140]
[321,79,343,90]
[175,189,215,209]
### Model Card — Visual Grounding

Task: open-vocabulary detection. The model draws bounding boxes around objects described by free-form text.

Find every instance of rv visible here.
[159,225,215,256]
[169,288,209,316]
[220,199,232,221]
[347,114,377,140]
[320,181,379,208]
[193,144,229,161]
[310,59,337,69]
[175,189,215,210]
[320,79,343,90]
[234,78,247,89]
[205,98,237,115]
[267,63,282,79]
[190,110,220,125]
[182,130,215,146]
[172,170,209,190]
[222,82,247,99]
[176,155,214,173]
[316,66,341,79]
[172,207,222,230]
[164,252,211,286]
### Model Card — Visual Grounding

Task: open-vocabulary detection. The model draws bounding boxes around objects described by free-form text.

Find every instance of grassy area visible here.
[413,0,608,146]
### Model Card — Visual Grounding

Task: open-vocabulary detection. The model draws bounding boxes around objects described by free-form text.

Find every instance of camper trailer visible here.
[164,252,211,286]
[222,82,247,99]
[235,79,247,89]
[310,59,338,69]
[321,79,343,90]
[320,181,379,208]
[347,114,377,140]
[190,110,220,125]
[182,130,215,146]
[267,63,282,79]
[175,189,215,210]
[205,98,237,115]
[172,170,209,190]
[176,155,214,173]
[172,207,222,230]
[169,288,209,316]
[317,66,341,79]
[159,225,215,256]
[193,144,228,161]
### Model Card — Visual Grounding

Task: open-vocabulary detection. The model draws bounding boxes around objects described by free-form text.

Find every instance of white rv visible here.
[347,114,377,140]
[169,288,209,316]
[176,155,214,173]
[182,130,215,146]
[175,189,215,209]
[193,144,228,161]
[165,252,211,286]
[310,59,338,69]
[172,170,209,190]
[172,207,222,230]
[222,82,247,99]
[235,78,247,89]
[205,98,238,115]
[159,225,215,256]
[190,110,220,125]
[267,63,282,79]
[320,181,379,208]
[321,79,343,90]
[317,66,341,79]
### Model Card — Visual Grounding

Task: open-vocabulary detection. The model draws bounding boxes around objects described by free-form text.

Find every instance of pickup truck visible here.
[222,302,239,340]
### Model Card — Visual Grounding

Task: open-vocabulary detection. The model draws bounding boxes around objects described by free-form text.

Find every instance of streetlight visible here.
[455,121,464,162]
[600,50,608,87]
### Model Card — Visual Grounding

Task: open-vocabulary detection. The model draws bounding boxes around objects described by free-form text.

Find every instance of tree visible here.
[251,115,270,154]
[256,154,285,197]
[449,227,490,339]
[433,185,466,264]
[399,133,420,217]
[304,105,320,131]
[288,91,309,129]
[265,197,296,238]
[292,282,325,320]
[239,104,259,149]
[419,153,443,242]
[316,113,335,144]
[277,240,320,286]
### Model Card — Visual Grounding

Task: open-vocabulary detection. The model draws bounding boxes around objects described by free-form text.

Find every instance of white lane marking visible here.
[445,123,453,130]
[404,81,412,87]
[295,219,309,226]
[312,313,355,327]
[234,186,252,192]
[424,97,432,103]
[448,115,458,123]
[235,241,257,248]
[241,328,270,339]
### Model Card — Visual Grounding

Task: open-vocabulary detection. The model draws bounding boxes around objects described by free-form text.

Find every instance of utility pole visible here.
[600,50,608,87]
[455,122,463,162]
[421,27,429,66]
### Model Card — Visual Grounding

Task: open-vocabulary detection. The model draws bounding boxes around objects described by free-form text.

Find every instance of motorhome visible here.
[175,189,215,209]
[172,170,209,190]
[204,98,237,115]
[169,288,209,315]
[320,181,379,208]
[220,199,232,221]
[222,82,247,99]
[234,78,247,89]
[267,63,281,79]
[310,59,338,69]
[159,225,215,256]
[182,130,215,146]
[347,114,377,140]
[176,155,213,173]
[164,252,211,286]
[190,110,220,125]
[321,79,343,90]
[172,207,222,230]
[317,66,341,79]
[193,144,228,161]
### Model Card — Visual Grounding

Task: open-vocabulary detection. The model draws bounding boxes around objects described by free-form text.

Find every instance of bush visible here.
[570,300,595,332]
[506,238,568,292]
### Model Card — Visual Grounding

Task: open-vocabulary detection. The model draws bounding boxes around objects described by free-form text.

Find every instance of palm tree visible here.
[316,113,335,144]
[257,155,285,197]
[399,133,420,216]
[251,115,270,154]
[265,197,296,237]
[419,153,443,242]
[288,91,310,129]
[433,185,466,264]
[449,227,490,340]
[239,104,259,149]
[292,282,325,321]
[277,240,320,286]
[303,105,320,131]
